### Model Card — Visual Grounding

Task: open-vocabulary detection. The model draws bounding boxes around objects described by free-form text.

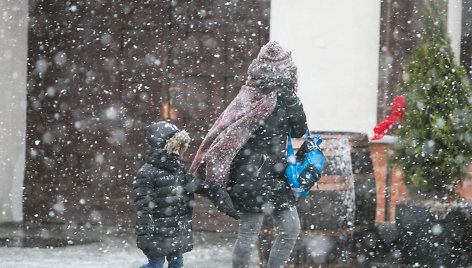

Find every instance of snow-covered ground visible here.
[0,225,259,268]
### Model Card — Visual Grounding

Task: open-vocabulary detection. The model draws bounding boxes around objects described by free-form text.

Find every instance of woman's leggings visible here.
[232,206,300,268]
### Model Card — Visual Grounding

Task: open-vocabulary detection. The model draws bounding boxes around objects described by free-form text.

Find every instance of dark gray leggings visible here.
[232,206,300,268]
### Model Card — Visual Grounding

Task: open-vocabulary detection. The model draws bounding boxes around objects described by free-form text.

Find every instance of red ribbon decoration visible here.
[372,95,406,140]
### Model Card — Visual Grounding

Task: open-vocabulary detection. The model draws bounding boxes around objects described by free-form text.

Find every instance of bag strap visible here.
[288,128,323,162]
[306,128,322,146]
[287,129,295,163]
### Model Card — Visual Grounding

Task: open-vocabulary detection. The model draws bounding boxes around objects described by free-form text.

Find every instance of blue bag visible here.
[285,130,325,196]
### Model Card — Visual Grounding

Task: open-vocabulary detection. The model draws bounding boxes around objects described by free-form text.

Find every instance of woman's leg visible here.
[232,212,264,268]
[166,253,183,268]
[267,206,300,268]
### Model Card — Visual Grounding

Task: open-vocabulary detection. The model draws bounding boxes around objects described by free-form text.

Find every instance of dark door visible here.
[26,0,169,225]
[461,0,472,79]
[378,0,425,121]
[168,0,270,161]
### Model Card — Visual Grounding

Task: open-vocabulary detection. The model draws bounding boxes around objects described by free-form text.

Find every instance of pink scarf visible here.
[189,85,278,183]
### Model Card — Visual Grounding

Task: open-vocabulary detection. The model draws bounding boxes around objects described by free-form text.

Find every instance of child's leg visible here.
[166,253,183,268]
[232,212,264,268]
[139,257,165,268]
[267,206,300,268]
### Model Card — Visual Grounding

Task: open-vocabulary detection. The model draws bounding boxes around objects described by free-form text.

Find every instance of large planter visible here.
[396,199,472,267]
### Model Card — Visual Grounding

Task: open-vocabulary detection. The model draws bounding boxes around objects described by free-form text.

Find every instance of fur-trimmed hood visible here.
[164,130,190,155]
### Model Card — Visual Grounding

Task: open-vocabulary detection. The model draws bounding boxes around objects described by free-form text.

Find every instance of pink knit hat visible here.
[256,41,294,67]
[247,41,297,90]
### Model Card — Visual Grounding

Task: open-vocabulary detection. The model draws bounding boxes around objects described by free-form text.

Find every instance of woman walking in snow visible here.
[190,41,307,268]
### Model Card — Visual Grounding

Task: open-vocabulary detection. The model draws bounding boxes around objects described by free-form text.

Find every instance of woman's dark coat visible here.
[133,122,234,259]
[227,94,307,213]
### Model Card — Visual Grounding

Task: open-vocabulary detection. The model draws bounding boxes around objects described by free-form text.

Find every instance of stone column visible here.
[448,0,462,63]
[270,0,381,137]
[0,0,28,223]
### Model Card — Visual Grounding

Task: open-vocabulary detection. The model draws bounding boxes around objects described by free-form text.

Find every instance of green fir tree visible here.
[392,0,472,197]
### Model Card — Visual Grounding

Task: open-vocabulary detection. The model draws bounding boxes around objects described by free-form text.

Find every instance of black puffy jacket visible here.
[134,122,237,259]
[226,94,307,213]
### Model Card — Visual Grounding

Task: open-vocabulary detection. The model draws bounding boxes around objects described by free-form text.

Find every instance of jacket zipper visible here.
[257,154,267,172]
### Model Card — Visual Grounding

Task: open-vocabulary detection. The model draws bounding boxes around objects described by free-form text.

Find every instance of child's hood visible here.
[145,121,179,163]
[145,121,179,150]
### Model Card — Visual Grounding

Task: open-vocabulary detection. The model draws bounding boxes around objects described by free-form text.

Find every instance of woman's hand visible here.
[277,85,299,107]
[214,191,240,220]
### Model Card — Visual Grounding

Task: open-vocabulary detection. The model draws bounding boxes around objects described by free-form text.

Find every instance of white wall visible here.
[448,0,462,63]
[0,0,28,223]
[270,0,381,136]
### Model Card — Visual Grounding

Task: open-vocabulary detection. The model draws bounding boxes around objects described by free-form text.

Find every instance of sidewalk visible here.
[0,223,259,268]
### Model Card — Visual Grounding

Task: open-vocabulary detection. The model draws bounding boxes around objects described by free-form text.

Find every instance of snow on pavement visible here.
[0,231,259,268]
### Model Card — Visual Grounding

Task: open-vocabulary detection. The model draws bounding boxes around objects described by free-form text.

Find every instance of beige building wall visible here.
[448,0,462,63]
[270,0,381,136]
[0,0,28,223]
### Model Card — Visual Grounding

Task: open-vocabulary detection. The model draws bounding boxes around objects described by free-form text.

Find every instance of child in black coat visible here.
[134,121,238,268]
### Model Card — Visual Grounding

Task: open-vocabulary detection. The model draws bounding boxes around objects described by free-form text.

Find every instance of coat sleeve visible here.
[183,172,218,197]
[183,173,239,219]
[286,96,308,138]
[133,168,155,235]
